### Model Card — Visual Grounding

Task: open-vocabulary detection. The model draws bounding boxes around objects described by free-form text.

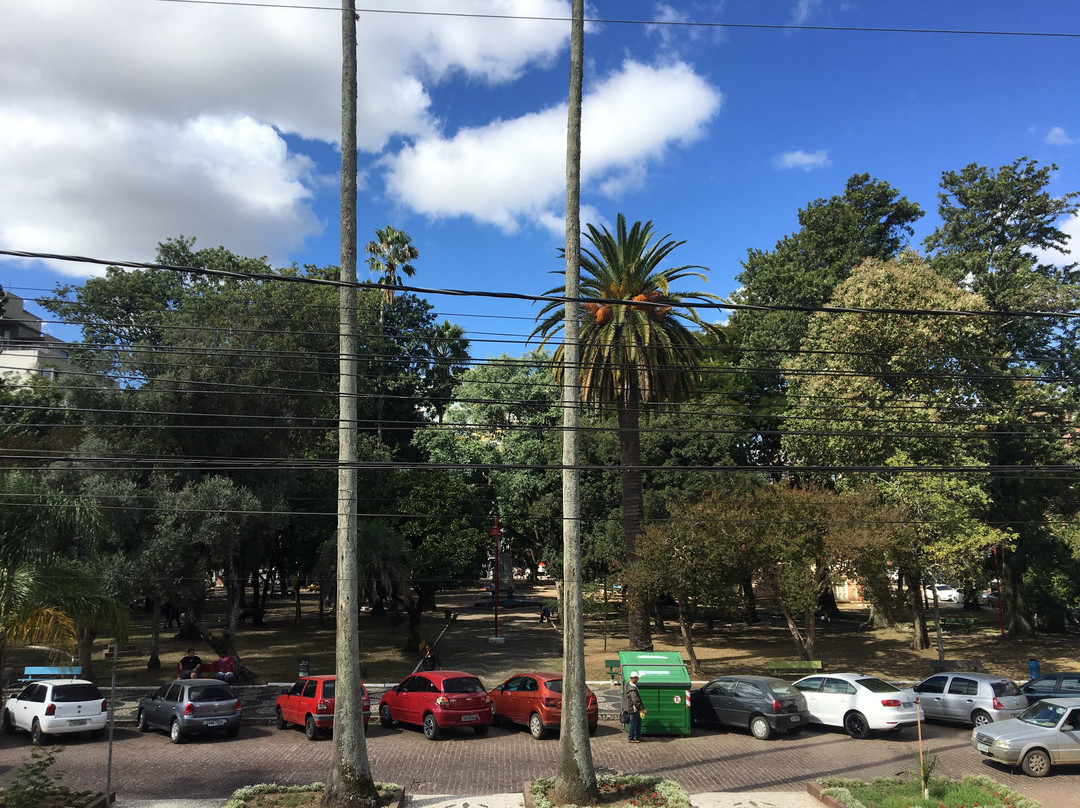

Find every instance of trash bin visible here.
[618,651,691,736]
[1029,659,1040,679]
[299,657,310,677]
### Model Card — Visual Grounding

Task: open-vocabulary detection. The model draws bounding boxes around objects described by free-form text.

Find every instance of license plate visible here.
[902,702,913,708]
[68,719,88,726]
[460,713,477,722]
[788,715,800,723]
[977,743,990,754]
[205,718,227,727]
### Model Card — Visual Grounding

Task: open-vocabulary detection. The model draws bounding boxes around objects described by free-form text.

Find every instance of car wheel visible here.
[379,704,394,728]
[529,712,548,740]
[305,714,318,740]
[749,714,772,740]
[30,719,47,746]
[844,711,871,739]
[137,709,150,733]
[474,723,489,736]
[1021,748,1051,777]
[2,710,14,735]
[422,713,441,741]
[589,722,598,736]
[169,720,184,744]
[971,710,992,727]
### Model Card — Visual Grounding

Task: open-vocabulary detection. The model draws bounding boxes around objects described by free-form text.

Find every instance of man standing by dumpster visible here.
[625,671,645,742]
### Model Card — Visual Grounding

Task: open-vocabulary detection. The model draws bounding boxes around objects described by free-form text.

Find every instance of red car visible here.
[378,671,491,740]
[274,675,370,740]
[488,671,598,739]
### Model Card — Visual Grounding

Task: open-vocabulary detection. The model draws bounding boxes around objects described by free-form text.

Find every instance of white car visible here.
[2,679,108,744]
[793,673,923,739]
[924,583,962,603]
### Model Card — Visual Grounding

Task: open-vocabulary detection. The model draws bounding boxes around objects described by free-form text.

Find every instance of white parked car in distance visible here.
[793,673,922,738]
[2,679,108,744]
[923,583,962,603]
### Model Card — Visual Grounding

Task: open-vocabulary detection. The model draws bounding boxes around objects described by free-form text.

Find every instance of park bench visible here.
[939,617,975,632]
[103,643,139,659]
[767,660,823,678]
[928,658,983,673]
[605,659,620,683]
[19,666,83,682]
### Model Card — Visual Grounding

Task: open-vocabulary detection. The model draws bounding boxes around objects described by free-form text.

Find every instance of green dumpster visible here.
[618,651,691,736]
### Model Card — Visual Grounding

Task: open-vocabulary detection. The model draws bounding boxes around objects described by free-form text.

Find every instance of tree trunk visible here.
[676,606,700,675]
[908,579,930,651]
[76,626,96,682]
[552,5,597,802]
[618,399,650,651]
[148,598,162,670]
[1004,553,1035,637]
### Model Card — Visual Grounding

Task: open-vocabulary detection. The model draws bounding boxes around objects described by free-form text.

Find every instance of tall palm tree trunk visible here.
[618,398,651,650]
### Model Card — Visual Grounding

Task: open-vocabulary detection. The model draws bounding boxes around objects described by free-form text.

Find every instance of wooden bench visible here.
[19,666,83,682]
[928,658,983,673]
[103,644,139,659]
[767,660,823,678]
[939,617,976,632]
[605,659,620,683]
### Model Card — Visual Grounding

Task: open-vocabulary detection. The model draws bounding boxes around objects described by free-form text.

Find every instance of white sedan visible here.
[793,673,923,739]
[924,583,962,603]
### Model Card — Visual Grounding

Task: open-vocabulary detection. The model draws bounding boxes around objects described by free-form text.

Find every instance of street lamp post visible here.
[490,519,503,641]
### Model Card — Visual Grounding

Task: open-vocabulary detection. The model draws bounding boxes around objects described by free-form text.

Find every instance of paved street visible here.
[0,714,1071,807]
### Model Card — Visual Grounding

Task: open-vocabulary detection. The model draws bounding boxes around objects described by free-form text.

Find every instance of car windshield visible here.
[1019,702,1068,727]
[545,679,563,694]
[992,680,1021,697]
[188,684,234,701]
[855,677,900,693]
[442,677,485,694]
[52,684,103,702]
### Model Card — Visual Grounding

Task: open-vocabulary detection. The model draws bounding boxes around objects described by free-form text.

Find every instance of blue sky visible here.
[2,1,1078,355]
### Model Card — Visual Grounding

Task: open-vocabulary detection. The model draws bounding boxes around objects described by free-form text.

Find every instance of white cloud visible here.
[383,60,722,231]
[773,150,831,171]
[791,0,823,26]
[0,0,572,271]
[1046,126,1078,146]
[1030,213,1080,267]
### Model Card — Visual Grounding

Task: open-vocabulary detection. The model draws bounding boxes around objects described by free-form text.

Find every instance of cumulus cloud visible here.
[0,0,572,273]
[1046,126,1078,146]
[773,150,831,171]
[1030,213,1080,267]
[383,60,722,231]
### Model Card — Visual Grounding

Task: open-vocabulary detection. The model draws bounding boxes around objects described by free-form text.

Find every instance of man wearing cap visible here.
[625,671,645,742]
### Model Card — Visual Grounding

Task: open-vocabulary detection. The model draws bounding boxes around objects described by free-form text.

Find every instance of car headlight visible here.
[994,738,1013,750]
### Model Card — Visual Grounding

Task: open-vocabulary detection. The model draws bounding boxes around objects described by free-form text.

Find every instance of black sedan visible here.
[690,675,810,740]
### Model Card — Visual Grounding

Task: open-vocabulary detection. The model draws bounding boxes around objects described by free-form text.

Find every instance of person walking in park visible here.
[625,670,645,742]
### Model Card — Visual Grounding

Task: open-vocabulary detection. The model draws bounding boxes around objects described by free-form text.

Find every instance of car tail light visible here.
[45,703,56,716]
[880,699,901,708]
[184,702,194,716]
[316,699,330,713]
[542,697,559,708]
[992,697,1004,710]
[435,696,449,708]
[235,699,243,712]
[100,700,108,713]
[587,694,596,706]
[771,700,782,712]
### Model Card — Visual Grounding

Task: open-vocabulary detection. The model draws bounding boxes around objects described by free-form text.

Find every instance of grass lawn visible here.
[3,581,1072,688]
[818,774,1040,808]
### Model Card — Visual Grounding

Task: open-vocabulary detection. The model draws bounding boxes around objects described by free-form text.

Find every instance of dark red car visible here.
[378,671,491,740]
[274,675,370,740]
[488,671,598,739]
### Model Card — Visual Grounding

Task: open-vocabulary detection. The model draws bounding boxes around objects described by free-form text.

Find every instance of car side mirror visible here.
[497,685,504,691]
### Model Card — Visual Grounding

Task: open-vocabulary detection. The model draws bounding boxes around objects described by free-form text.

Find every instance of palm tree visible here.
[365,225,419,309]
[365,225,420,444]
[533,214,716,650]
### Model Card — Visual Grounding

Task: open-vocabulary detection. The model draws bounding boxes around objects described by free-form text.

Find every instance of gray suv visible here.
[914,671,1027,726]
[137,680,242,743]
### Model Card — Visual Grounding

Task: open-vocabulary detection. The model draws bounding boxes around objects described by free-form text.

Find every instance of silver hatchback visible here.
[137,680,242,743]
[914,671,1027,726]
